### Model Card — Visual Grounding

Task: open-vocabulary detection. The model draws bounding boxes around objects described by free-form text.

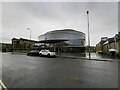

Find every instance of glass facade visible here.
[38,29,85,46]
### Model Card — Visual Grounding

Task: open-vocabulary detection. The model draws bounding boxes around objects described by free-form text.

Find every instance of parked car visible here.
[39,49,56,57]
[27,50,39,56]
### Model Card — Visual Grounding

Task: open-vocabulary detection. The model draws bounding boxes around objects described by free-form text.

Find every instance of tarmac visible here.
[2,52,118,88]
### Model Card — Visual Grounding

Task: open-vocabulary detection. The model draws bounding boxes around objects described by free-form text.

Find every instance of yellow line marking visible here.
[0,80,8,90]
[65,77,82,83]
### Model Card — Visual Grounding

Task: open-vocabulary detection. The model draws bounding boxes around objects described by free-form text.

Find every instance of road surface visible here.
[1,52,118,88]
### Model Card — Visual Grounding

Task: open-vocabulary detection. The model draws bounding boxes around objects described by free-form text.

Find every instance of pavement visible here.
[11,52,120,62]
[56,52,120,62]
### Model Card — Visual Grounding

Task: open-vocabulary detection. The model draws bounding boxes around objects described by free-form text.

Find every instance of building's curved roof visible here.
[38,29,85,38]
[38,29,85,46]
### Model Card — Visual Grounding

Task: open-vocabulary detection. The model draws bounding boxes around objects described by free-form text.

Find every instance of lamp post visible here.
[27,27,31,40]
[86,11,91,59]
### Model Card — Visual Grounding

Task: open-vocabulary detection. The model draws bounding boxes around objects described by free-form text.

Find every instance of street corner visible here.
[0,80,8,90]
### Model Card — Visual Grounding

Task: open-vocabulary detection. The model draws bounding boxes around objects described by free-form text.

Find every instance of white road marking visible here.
[0,80,7,90]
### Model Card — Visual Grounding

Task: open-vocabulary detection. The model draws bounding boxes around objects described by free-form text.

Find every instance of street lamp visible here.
[27,27,31,40]
[86,11,91,59]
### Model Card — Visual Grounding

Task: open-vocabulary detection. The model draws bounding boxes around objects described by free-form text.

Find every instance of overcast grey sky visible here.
[1,1,119,46]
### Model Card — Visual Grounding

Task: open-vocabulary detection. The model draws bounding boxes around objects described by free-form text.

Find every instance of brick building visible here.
[12,38,38,52]
[96,32,120,57]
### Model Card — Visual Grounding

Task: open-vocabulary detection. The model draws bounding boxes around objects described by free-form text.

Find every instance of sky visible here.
[1,1,119,46]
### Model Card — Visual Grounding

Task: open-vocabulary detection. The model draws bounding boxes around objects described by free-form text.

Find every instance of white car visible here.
[39,49,56,57]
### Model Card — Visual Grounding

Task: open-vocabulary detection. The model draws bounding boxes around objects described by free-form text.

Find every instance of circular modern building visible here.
[38,29,85,53]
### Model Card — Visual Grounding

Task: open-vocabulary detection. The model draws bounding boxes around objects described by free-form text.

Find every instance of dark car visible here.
[27,50,39,56]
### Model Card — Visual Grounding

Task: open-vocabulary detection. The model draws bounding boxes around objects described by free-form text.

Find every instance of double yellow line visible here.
[0,80,8,90]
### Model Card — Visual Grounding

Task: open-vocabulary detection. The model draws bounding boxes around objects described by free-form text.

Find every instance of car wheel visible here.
[39,53,42,57]
[47,54,50,57]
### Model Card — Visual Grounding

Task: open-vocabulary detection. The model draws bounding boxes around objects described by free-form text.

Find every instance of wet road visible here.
[2,52,118,88]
